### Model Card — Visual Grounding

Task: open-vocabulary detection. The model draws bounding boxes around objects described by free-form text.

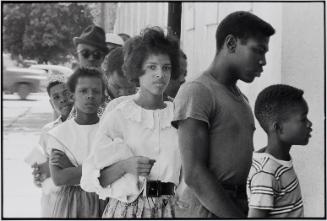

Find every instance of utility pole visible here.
[167,2,182,39]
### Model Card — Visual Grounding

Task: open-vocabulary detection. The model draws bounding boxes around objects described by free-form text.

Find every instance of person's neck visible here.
[74,110,99,125]
[207,54,238,88]
[134,89,165,110]
[265,135,292,161]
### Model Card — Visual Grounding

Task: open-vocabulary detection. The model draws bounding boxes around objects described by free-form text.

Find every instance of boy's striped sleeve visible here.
[248,171,278,210]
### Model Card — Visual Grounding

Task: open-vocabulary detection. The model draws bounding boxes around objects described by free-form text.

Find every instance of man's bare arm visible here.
[178,118,245,218]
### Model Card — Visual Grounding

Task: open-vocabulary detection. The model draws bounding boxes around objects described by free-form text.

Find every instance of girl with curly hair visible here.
[81,27,182,218]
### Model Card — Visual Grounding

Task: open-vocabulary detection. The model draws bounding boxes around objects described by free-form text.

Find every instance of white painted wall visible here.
[114,2,168,36]
[280,3,325,217]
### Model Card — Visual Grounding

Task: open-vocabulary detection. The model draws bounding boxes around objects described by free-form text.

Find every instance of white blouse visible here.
[47,119,99,167]
[39,116,63,157]
[80,99,181,203]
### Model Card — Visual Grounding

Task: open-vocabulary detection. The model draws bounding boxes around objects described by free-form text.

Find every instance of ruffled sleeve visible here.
[81,153,145,201]
[80,105,144,202]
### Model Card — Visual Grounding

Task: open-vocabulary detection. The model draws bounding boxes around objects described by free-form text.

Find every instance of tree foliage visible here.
[3,3,94,64]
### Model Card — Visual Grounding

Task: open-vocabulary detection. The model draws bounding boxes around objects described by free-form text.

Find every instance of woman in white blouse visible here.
[81,27,182,218]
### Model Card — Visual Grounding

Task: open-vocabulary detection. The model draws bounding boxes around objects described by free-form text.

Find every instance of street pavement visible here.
[2,92,53,218]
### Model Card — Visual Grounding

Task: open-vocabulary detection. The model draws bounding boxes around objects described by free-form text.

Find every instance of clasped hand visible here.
[121,156,156,177]
[31,149,74,187]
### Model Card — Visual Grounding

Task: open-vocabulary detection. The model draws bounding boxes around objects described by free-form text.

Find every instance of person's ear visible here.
[273,121,284,134]
[225,34,237,53]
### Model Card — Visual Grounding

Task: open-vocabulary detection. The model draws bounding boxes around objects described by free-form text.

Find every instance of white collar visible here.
[115,99,174,130]
[253,152,293,168]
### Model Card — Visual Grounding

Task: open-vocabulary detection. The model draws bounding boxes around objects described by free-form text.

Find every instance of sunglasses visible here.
[78,49,103,60]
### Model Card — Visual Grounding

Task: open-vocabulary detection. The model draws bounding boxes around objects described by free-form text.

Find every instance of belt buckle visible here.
[156,180,161,197]
[146,180,161,197]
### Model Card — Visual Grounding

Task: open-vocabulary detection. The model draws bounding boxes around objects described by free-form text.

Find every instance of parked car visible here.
[29,64,74,91]
[3,67,47,100]
[29,64,73,78]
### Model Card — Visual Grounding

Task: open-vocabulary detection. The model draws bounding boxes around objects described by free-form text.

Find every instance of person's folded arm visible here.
[99,161,126,187]
[49,150,81,186]
[178,118,245,218]
[50,164,82,186]
[99,156,155,187]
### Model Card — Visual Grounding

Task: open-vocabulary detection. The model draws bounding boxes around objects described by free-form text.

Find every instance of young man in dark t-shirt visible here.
[172,11,275,218]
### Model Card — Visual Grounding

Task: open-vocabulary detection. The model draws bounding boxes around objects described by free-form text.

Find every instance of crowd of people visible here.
[27,11,312,218]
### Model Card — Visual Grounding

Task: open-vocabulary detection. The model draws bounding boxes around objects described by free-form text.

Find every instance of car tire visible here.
[17,83,31,100]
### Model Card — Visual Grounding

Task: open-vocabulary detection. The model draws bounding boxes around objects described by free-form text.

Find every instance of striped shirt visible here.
[247,152,304,217]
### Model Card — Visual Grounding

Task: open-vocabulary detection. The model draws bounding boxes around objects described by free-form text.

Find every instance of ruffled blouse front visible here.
[81,99,181,203]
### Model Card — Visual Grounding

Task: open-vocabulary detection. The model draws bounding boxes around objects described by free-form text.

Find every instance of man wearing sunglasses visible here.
[73,25,109,69]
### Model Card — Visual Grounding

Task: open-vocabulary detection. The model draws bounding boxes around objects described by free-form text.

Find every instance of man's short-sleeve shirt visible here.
[173,72,255,185]
[172,72,255,217]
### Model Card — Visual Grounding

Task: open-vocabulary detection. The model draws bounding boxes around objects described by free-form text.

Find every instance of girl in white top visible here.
[47,68,106,218]
[81,27,182,218]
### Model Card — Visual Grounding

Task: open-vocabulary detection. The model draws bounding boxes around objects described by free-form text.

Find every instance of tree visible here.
[3,3,94,64]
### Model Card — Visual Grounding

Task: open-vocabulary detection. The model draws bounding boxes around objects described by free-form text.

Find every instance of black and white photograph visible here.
[2,1,326,219]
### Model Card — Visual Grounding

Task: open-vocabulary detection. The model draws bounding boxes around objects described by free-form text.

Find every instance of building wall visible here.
[280,3,325,217]
[114,2,168,36]
[90,3,117,33]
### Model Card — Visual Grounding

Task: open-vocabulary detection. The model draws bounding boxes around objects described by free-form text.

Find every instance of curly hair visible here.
[67,67,106,95]
[122,27,180,82]
[216,11,275,51]
[254,84,305,132]
[102,47,124,78]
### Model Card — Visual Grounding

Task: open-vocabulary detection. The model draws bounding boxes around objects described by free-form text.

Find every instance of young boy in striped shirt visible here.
[247,84,312,218]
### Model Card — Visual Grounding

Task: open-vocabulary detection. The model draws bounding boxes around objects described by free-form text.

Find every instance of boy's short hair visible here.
[67,67,106,95]
[46,81,63,96]
[255,84,305,132]
[102,47,124,78]
[123,26,181,82]
[216,11,275,51]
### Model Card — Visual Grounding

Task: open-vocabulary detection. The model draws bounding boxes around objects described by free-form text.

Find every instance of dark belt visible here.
[222,183,247,199]
[145,180,175,197]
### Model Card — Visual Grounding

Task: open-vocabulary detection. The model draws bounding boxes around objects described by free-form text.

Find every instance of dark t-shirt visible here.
[172,72,255,217]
